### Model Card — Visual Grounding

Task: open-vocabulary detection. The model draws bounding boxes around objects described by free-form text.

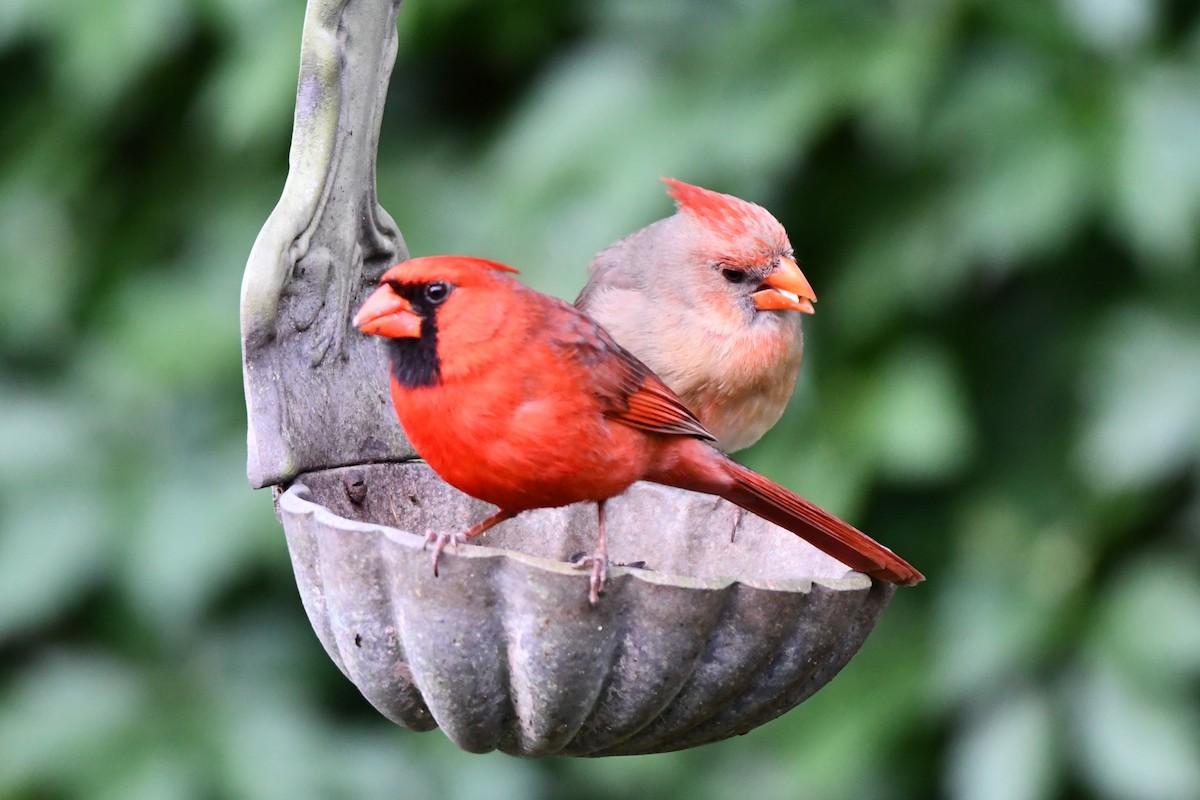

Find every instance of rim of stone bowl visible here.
[279,480,876,595]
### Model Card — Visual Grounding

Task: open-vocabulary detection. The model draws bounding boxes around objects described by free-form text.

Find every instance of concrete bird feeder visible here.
[242,0,901,757]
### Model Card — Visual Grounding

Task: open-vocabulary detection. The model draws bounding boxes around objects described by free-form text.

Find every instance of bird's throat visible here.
[386,321,440,389]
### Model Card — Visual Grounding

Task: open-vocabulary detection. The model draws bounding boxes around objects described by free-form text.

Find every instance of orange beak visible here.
[354,285,423,338]
[751,257,817,314]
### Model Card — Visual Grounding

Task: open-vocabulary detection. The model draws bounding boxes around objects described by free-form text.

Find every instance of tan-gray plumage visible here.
[576,179,816,452]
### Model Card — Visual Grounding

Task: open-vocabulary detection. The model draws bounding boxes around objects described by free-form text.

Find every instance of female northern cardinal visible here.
[355,255,921,604]
[576,179,814,452]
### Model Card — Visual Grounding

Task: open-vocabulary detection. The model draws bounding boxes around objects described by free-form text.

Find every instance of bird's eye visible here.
[424,281,451,304]
[721,268,746,284]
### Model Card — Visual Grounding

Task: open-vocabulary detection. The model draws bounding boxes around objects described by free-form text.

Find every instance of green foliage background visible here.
[2,1,1199,798]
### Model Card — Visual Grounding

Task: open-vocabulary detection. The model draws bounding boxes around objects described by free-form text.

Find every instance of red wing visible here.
[616,370,715,441]
[552,302,716,443]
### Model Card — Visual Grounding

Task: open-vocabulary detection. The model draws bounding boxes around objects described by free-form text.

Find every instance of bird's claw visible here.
[423,530,466,577]
[569,552,610,606]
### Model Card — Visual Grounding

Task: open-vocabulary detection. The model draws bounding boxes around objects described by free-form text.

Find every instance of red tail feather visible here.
[720,461,923,586]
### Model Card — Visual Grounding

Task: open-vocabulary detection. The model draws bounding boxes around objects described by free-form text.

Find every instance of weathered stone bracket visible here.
[241,0,412,489]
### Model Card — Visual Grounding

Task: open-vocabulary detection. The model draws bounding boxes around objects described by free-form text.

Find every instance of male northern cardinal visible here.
[576,178,814,452]
[355,255,921,604]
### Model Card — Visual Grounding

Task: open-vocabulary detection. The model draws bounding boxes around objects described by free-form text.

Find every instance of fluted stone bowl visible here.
[277,462,895,756]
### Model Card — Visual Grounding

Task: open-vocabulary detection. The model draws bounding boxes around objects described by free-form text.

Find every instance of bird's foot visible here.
[422,530,467,577]
[569,552,610,606]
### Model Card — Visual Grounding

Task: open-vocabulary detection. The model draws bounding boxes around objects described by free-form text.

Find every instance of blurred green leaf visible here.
[930,50,1099,271]
[1068,661,1200,800]
[862,340,975,483]
[0,390,89,479]
[1093,554,1200,684]
[39,0,191,114]
[94,753,200,800]
[933,498,1088,702]
[0,184,78,352]
[947,119,1093,272]
[1077,309,1200,490]
[1114,63,1200,267]
[0,652,148,793]
[102,269,241,392]
[946,687,1058,800]
[0,486,111,642]
[199,0,305,150]
[857,3,952,148]
[1059,0,1156,54]
[118,442,274,634]
[0,390,113,642]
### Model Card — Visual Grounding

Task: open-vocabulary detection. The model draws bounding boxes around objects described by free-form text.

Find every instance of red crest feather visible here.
[662,178,786,247]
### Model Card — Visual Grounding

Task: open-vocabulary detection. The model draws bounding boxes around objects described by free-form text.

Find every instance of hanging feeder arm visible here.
[241,0,898,757]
